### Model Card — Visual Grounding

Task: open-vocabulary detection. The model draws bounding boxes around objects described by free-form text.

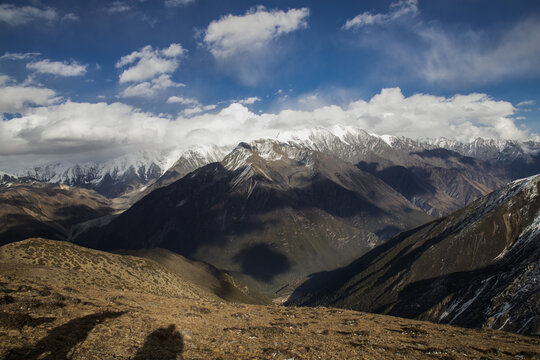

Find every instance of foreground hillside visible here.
[1,239,538,360]
[288,174,540,335]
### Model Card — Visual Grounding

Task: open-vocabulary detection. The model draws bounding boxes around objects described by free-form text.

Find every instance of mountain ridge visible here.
[287,174,540,335]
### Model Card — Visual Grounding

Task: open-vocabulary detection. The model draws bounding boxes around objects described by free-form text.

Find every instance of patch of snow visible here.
[449,276,493,324]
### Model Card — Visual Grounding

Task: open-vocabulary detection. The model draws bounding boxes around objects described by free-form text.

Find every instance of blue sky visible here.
[1,0,540,165]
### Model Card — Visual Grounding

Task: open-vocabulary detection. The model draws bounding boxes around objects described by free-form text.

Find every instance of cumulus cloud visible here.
[0,3,59,25]
[120,74,185,98]
[0,85,59,113]
[166,96,218,115]
[165,0,196,7]
[0,74,12,86]
[203,6,309,58]
[182,104,217,116]
[0,52,40,61]
[202,6,309,85]
[1,87,536,163]
[27,59,87,77]
[237,96,260,105]
[116,44,186,83]
[343,0,418,29]
[167,96,199,105]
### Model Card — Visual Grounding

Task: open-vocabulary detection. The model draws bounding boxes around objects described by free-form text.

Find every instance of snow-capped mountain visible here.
[2,126,539,203]
[426,137,540,162]
[75,139,432,294]
[3,146,229,198]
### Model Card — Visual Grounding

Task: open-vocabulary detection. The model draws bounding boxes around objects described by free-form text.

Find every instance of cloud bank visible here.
[1,87,536,162]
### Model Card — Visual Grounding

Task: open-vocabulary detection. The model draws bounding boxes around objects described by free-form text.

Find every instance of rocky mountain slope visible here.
[1,238,538,360]
[282,127,514,217]
[287,174,540,335]
[0,182,114,245]
[76,139,432,294]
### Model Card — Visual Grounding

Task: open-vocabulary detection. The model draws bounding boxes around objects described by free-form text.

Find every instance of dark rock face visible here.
[287,174,540,335]
[75,140,432,294]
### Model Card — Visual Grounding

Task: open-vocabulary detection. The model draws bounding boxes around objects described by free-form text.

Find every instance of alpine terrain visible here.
[75,139,432,295]
[288,174,540,335]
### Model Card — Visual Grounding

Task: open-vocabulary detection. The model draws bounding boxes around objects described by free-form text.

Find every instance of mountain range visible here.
[75,139,432,294]
[287,174,540,335]
[3,127,538,211]
[1,127,539,336]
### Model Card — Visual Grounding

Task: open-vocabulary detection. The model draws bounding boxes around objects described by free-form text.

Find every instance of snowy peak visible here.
[223,139,312,172]
[425,136,540,162]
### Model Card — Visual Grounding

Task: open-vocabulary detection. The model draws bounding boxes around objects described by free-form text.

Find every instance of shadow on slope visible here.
[233,243,291,283]
[134,324,184,360]
[5,311,125,360]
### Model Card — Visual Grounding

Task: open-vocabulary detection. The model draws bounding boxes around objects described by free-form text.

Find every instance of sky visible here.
[1,0,540,167]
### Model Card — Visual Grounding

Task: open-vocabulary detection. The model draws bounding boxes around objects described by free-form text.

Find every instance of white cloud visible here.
[120,74,185,98]
[62,13,79,22]
[0,3,59,25]
[3,87,535,162]
[165,0,196,7]
[0,85,58,113]
[0,101,170,156]
[0,74,12,86]
[202,7,309,85]
[203,6,310,58]
[237,96,260,105]
[27,59,87,77]
[167,96,199,105]
[166,96,217,114]
[343,0,418,29]
[0,52,40,61]
[183,104,217,116]
[116,44,186,83]
[418,20,540,84]
[517,100,536,107]
[106,1,133,14]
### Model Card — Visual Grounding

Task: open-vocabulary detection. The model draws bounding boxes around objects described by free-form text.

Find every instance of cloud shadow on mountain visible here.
[233,243,291,283]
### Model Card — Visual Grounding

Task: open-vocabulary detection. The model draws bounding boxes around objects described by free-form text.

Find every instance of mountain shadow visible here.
[5,311,125,360]
[233,243,291,283]
[133,324,183,360]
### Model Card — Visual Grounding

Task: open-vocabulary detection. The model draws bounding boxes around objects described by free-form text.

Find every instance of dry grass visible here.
[0,239,538,359]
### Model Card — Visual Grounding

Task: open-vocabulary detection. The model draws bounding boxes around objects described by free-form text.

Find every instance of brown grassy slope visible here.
[0,238,215,300]
[117,248,269,304]
[0,239,538,359]
[0,183,113,244]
